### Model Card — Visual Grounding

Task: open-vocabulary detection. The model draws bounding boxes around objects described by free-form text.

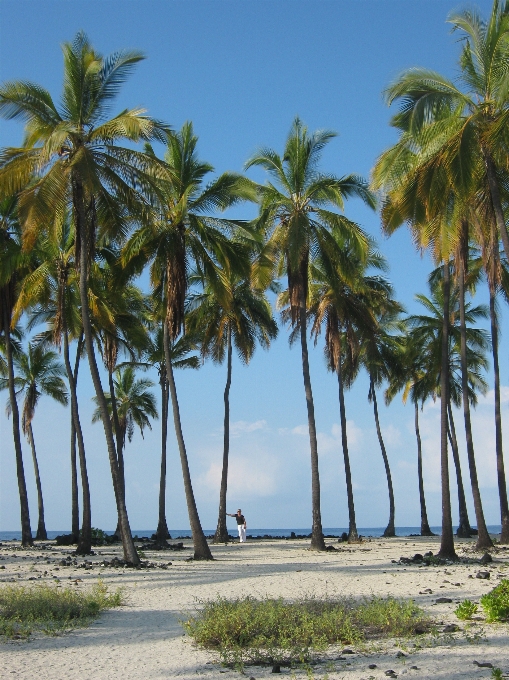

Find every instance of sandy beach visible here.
[1,535,508,679]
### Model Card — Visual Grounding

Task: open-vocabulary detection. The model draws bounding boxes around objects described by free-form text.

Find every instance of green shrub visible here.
[90,528,116,546]
[182,595,430,667]
[0,580,123,639]
[480,579,509,622]
[454,600,478,620]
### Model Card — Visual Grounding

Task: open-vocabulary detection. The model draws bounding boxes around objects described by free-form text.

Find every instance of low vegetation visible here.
[480,580,509,623]
[454,600,478,620]
[183,595,431,667]
[0,581,123,639]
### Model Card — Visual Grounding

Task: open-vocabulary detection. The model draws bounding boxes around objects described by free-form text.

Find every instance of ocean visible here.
[0,525,503,541]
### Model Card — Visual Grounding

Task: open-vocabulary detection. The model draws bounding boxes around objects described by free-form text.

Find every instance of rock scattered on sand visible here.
[476,571,490,579]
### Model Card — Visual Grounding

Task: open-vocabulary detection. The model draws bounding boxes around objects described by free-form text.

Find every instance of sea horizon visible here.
[0,525,503,541]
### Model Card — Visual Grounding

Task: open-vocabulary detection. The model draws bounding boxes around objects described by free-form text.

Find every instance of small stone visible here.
[342,648,355,654]
[476,571,490,579]
[385,672,397,678]
[413,624,427,634]
[443,624,460,633]
[368,664,377,669]
[395,651,407,658]
[435,597,453,603]
[410,666,419,670]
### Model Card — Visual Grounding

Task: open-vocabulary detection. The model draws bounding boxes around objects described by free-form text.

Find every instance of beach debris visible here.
[476,571,491,579]
[435,597,453,603]
[473,661,494,668]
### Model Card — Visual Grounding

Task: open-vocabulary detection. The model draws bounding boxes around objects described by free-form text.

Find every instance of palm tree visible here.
[187,261,278,544]
[385,335,435,536]
[0,32,168,564]
[0,196,32,546]
[1,343,68,539]
[92,365,157,459]
[124,122,254,560]
[13,218,93,553]
[407,279,491,542]
[247,117,375,550]
[143,325,200,544]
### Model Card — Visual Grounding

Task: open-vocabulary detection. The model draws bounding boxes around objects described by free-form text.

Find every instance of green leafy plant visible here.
[454,600,478,620]
[0,580,123,639]
[481,579,509,622]
[136,548,146,559]
[182,595,431,668]
[491,669,503,680]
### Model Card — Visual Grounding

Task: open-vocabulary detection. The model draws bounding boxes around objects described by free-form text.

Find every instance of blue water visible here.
[0,526,502,541]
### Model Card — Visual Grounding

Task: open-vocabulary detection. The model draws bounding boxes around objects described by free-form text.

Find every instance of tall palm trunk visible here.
[69,333,83,544]
[156,362,170,543]
[299,289,326,551]
[74,179,139,565]
[414,402,433,535]
[370,376,395,537]
[109,370,125,540]
[3,306,32,546]
[438,261,457,559]
[447,402,472,538]
[27,423,47,540]
[457,248,493,549]
[337,353,358,541]
[214,324,232,544]
[163,323,212,560]
[63,327,92,554]
[488,275,509,543]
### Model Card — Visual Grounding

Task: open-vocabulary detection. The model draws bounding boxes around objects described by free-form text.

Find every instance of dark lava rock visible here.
[385,671,397,678]
[476,571,490,579]
[480,553,493,565]
[55,534,75,546]
[325,545,339,552]
[368,664,377,669]
[435,597,453,603]
[271,665,281,673]
[340,532,348,542]
[342,649,355,654]
[395,651,407,658]
[410,666,419,670]
[413,553,424,562]
[443,624,460,633]
[423,551,433,557]
[414,624,427,635]
[473,661,493,668]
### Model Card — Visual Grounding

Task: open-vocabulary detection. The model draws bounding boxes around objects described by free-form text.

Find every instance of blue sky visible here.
[1,0,507,533]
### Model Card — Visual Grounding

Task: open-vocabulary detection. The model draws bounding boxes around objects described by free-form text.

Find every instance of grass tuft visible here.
[182,595,431,667]
[0,580,124,639]
[480,579,509,623]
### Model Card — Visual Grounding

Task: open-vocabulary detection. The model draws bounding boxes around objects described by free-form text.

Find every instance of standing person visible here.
[227,509,247,543]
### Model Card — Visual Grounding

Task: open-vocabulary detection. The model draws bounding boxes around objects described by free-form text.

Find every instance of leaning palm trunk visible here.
[488,276,509,544]
[163,324,212,560]
[27,423,47,540]
[155,366,170,543]
[3,309,33,546]
[414,402,433,535]
[63,326,92,554]
[74,181,139,566]
[109,370,125,541]
[337,355,358,541]
[438,261,456,559]
[370,376,395,537]
[299,290,326,551]
[457,253,492,549]
[447,402,472,538]
[214,325,232,544]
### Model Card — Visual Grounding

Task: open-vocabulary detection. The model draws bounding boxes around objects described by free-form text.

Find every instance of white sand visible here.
[1,535,508,679]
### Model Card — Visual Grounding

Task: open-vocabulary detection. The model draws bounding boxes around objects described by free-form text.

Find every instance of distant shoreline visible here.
[0,525,502,541]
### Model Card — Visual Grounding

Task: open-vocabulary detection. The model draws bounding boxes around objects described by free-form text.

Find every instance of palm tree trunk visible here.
[27,423,47,541]
[3,307,32,546]
[163,323,212,560]
[63,327,92,555]
[74,179,139,565]
[457,248,493,549]
[483,149,509,263]
[447,402,472,538]
[489,277,509,543]
[299,289,326,551]
[214,324,232,544]
[337,356,358,541]
[370,376,395,537]
[414,402,433,536]
[156,365,170,543]
[437,260,457,559]
[69,333,82,544]
[108,370,125,540]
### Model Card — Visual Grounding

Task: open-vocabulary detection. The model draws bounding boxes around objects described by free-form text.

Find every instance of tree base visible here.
[456,525,472,538]
[383,525,396,538]
[35,526,48,541]
[212,532,230,544]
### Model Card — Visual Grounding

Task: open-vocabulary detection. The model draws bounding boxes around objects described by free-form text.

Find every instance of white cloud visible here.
[200,454,277,498]
[381,423,402,447]
[230,419,267,437]
[291,424,308,436]
[477,386,509,406]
